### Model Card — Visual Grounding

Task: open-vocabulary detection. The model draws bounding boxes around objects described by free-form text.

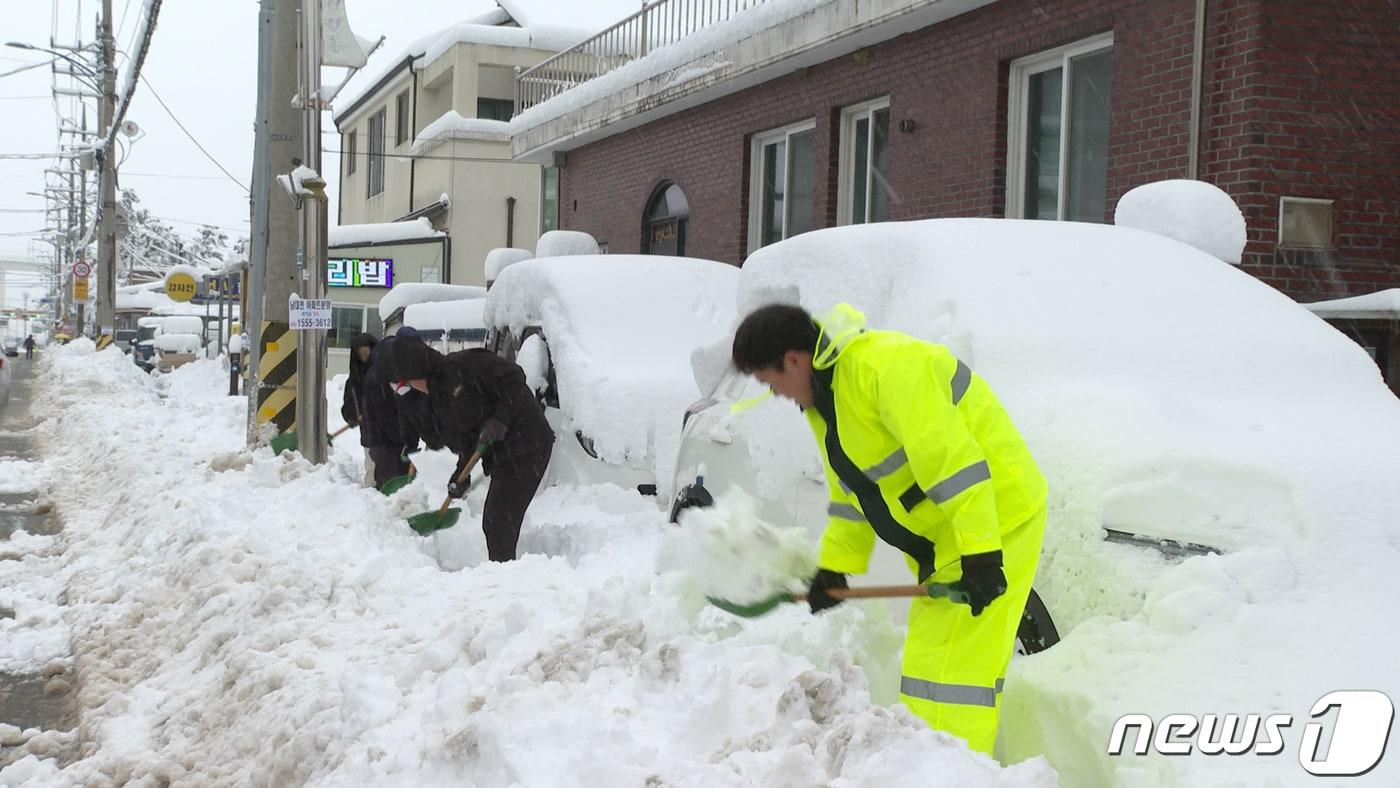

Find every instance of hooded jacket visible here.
[341,332,378,424]
[384,336,553,475]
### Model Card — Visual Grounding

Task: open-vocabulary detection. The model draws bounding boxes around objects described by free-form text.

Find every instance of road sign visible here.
[288,298,332,330]
[72,261,91,278]
[165,271,197,302]
[73,277,89,301]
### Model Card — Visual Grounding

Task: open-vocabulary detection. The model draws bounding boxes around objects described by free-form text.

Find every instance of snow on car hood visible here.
[741,218,1400,785]
[488,255,739,476]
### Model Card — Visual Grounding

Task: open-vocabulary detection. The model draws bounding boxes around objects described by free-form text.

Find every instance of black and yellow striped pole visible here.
[254,320,297,436]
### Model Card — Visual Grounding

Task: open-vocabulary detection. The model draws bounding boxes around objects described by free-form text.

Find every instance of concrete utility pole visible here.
[295,0,330,464]
[247,0,307,444]
[94,0,118,338]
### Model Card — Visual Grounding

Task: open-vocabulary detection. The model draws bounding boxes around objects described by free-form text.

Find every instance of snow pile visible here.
[0,343,1054,785]
[535,230,600,258]
[1304,287,1400,318]
[0,458,51,494]
[402,299,486,333]
[738,218,1400,785]
[379,283,486,319]
[153,334,200,354]
[157,315,204,336]
[329,217,443,248]
[516,333,550,395]
[687,489,815,604]
[486,255,738,486]
[410,111,512,156]
[1113,179,1247,264]
[484,247,533,282]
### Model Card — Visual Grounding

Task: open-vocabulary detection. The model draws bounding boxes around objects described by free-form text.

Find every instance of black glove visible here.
[477,418,508,452]
[806,569,848,614]
[959,551,1007,616]
[447,475,471,499]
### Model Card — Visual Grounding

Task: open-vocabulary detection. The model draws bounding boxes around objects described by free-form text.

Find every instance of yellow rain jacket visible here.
[805,304,1047,755]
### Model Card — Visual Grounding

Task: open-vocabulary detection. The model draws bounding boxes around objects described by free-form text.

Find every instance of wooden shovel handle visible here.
[331,424,353,439]
[436,451,482,516]
[795,585,929,602]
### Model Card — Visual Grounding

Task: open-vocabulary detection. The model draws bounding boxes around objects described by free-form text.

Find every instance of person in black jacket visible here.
[359,337,416,488]
[342,332,379,484]
[390,327,445,456]
[385,335,554,561]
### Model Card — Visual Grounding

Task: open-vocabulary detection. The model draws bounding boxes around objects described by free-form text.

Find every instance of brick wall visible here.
[557,0,1399,302]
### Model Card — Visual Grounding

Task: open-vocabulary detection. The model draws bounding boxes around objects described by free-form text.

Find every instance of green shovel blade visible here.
[379,474,414,496]
[270,431,336,455]
[407,507,461,536]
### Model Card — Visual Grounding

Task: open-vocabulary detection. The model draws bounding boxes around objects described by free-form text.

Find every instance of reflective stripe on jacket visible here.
[805,304,1047,580]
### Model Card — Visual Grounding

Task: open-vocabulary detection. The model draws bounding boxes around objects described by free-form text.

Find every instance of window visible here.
[644,183,688,256]
[838,99,892,225]
[1007,35,1114,222]
[345,130,357,176]
[541,167,559,233]
[367,109,386,198]
[749,122,816,251]
[395,91,410,146]
[329,305,383,348]
[477,98,515,121]
[1279,197,1333,249]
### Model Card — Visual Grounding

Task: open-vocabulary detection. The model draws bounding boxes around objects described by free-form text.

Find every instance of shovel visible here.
[378,462,415,496]
[708,582,972,618]
[405,450,481,536]
[271,423,351,455]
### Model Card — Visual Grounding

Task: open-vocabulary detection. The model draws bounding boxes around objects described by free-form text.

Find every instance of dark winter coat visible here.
[383,336,553,477]
[359,338,404,449]
[340,332,377,425]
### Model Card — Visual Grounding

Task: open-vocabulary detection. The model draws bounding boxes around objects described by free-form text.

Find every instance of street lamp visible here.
[5,41,103,92]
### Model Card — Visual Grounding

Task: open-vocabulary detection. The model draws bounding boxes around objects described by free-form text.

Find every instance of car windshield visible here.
[138,326,159,341]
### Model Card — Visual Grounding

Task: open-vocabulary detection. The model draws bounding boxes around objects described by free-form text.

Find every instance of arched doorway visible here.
[644,182,688,256]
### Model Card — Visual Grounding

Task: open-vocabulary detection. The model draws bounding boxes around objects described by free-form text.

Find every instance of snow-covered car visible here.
[379,283,486,335]
[132,316,163,371]
[667,217,1400,784]
[2,337,19,358]
[151,316,205,373]
[486,254,738,497]
[403,298,488,351]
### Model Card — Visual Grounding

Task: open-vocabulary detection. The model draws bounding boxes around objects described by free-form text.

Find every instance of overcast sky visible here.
[0,0,498,305]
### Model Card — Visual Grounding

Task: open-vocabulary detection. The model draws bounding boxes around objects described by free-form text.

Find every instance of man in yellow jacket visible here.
[732,302,1048,756]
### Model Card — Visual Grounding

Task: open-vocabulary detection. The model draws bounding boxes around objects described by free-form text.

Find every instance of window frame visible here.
[836,97,892,226]
[541,166,560,234]
[345,130,357,176]
[1005,33,1115,221]
[476,97,515,121]
[367,108,386,199]
[747,120,817,254]
[395,91,411,147]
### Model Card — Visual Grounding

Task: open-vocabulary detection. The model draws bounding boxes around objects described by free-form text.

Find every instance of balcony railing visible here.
[515,0,774,114]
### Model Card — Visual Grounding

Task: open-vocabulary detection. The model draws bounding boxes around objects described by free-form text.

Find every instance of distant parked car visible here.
[2,338,18,358]
[486,254,738,497]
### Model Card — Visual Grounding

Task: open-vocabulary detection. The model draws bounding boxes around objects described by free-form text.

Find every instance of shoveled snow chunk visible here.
[687,489,815,604]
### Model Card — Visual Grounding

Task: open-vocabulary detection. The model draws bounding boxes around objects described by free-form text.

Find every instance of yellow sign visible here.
[165,271,198,302]
[73,277,89,300]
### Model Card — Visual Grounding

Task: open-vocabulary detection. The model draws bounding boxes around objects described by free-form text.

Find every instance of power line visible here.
[122,171,238,181]
[138,74,250,194]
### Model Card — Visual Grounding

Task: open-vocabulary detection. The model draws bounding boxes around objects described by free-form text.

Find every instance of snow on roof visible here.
[486,254,739,469]
[409,112,512,157]
[738,218,1400,785]
[495,0,644,33]
[1303,288,1400,319]
[328,217,443,247]
[403,298,487,332]
[1114,179,1247,264]
[484,247,533,281]
[513,0,836,132]
[378,283,486,318]
[333,15,598,121]
[535,230,600,258]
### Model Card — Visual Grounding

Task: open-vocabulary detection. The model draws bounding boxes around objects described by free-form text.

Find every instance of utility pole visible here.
[294,0,329,463]
[247,0,306,444]
[94,0,118,339]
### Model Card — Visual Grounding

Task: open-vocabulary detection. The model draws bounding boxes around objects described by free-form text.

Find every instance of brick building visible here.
[510,0,1399,303]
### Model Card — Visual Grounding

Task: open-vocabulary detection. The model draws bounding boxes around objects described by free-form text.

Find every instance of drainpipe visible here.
[408,70,418,215]
[506,197,517,248]
[1187,0,1207,179]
